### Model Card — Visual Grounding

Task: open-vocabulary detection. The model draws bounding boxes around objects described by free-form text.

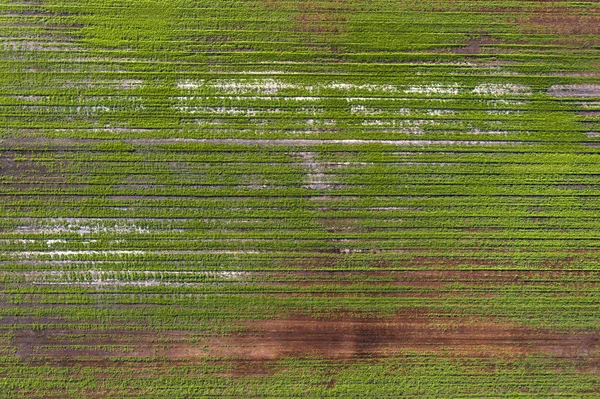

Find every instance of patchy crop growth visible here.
[0,0,599,397]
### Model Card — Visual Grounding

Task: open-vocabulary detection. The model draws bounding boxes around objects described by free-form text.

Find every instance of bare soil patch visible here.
[264,0,352,34]
[10,313,599,378]
[518,10,600,35]
[548,85,600,98]
[296,152,334,190]
[204,314,600,360]
[451,36,501,55]
[0,155,50,177]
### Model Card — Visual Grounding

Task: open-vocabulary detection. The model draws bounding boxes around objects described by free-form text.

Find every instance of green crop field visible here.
[0,0,599,397]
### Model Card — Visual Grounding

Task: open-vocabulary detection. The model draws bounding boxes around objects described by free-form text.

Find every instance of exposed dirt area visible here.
[203,314,600,361]
[0,155,51,177]
[295,4,348,34]
[450,36,502,55]
[11,313,599,366]
[548,85,600,98]
[518,9,600,35]
[264,0,352,35]
[548,84,600,98]
[296,151,334,190]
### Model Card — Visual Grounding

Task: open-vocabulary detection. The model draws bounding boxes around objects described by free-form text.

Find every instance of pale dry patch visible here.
[361,119,391,126]
[176,94,427,103]
[345,96,419,102]
[25,270,248,287]
[350,105,382,115]
[474,83,531,96]
[177,78,306,94]
[130,138,522,146]
[305,119,335,126]
[469,129,511,136]
[177,79,400,95]
[297,152,333,191]
[548,84,600,98]
[9,250,145,259]
[176,105,282,116]
[424,109,455,116]
[323,82,397,92]
[45,239,67,246]
[2,41,80,52]
[12,95,44,102]
[579,101,600,109]
[16,220,152,235]
[404,84,460,95]
[62,80,143,90]
[486,99,528,106]
[486,110,523,115]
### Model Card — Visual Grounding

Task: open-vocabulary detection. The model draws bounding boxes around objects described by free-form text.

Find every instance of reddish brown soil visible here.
[203,314,600,360]
[264,0,351,34]
[518,9,600,35]
[12,313,599,368]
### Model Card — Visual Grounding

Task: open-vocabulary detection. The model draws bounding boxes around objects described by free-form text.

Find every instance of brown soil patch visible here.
[0,155,50,177]
[579,111,600,117]
[264,0,351,35]
[518,10,600,35]
[549,85,600,98]
[202,314,599,361]
[9,313,600,376]
[451,36,501,55]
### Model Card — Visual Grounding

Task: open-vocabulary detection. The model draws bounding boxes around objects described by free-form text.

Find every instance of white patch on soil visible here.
[469,129,510,136]
[473,84,531,96]
[350,105,382,115]
[323,82,398,92]
[362,119,391,126]
[177,79,400,95]
[297,152,333,190]
[2,41,80,52]
[486,99,528,106]
[18,220,151,235]
[12,250,145,259]
[177,78,305,94]
[130,138,521,146]
[424,109,455,116]
[46,239,67,246]
[579,101,600,108]
[175,105,281,116]
[404,84,460,95]
[486,110,523,115]
[26,270,248,286]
